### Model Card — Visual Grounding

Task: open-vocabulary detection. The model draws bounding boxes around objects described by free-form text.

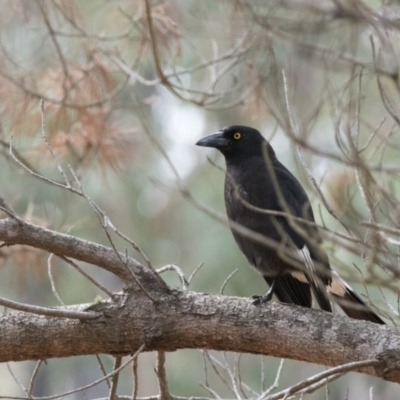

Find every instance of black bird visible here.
[196,125,384,324]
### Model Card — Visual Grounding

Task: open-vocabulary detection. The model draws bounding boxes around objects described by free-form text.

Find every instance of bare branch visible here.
[157,351,170,400]
[108,356,123,400]
[267,359,380,400]
[0,295,99,320]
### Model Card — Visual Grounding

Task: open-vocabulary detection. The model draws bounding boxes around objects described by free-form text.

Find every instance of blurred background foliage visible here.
[0,0,400,398]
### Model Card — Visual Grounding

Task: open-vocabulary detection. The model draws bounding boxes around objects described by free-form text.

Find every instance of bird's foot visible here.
[251,293,273,305]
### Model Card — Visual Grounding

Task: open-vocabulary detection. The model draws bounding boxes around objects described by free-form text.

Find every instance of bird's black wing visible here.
[269,162,332,311]
[269,164,318,247]
[264,274,312,307]
[270,163,384,322]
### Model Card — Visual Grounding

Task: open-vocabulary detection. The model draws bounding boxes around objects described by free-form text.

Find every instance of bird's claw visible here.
[251,294,273,305]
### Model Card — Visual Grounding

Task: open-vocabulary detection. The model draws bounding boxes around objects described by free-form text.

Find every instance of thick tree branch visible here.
[0,216,166,292]
[1,287,399,383]
[0,214,399,385]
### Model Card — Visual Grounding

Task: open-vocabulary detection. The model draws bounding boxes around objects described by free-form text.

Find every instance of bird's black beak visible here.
[196,132,229,148]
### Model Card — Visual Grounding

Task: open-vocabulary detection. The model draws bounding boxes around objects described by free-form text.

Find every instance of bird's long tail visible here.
[327,272,385,324]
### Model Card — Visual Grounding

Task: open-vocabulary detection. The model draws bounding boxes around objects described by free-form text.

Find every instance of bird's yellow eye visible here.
[233,132,241,140]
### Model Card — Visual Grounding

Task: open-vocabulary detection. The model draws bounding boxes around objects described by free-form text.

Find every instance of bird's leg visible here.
[251,277,277,305]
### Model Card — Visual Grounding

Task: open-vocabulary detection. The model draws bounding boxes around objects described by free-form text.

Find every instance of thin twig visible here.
[6,363,30,399]
[188,263,204,286]
[47,253,64,305]
[96,355,112,389]
[108,356,123,400]
[157,351,170,400]
[132,355,139,400]
[40,100,72,187]
[220,269,238,295]
[59,255,115,298]
[0,296,99,320]
[28,360,44,396]
[266,359,380,400]
[157,264,189,290]
[12,345,145,400]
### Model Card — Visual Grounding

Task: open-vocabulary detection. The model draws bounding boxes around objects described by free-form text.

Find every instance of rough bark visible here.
[0,216,166,290]
[0,217,399,384]
[1,289,399,382]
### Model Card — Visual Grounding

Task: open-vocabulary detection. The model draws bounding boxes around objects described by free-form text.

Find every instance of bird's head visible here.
[196,125,273,160]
